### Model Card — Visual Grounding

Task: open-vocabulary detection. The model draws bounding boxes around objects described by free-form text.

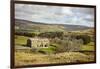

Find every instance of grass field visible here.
[81,42,95,51]
[15,34,95,66]
[15,35,28,46]
[15,51,94,66]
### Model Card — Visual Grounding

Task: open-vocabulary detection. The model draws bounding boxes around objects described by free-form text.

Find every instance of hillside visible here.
[15,19,92,32]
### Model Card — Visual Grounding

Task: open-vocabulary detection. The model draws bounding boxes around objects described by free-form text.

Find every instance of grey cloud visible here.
[15,4,94,27]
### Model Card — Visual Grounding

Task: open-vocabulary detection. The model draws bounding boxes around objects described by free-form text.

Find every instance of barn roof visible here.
[28,37,49,41]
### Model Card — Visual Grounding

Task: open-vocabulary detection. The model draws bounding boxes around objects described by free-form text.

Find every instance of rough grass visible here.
[15,51,94,66]
[15,35,28,46]
[39,46,56,54]
[15,35,95,66]
[81,42,95,51]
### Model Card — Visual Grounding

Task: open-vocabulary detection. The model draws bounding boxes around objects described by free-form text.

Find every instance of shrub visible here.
[15,32,36,37]
[66,39,83,51]
[38,32,63,38]
[54,37,83,52]
[76,35,91,44]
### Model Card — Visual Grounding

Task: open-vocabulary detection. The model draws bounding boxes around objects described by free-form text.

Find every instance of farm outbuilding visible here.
[27,37,50,48]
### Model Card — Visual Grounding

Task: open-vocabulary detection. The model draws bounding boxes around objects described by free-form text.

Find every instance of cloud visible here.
[15,4,94,27]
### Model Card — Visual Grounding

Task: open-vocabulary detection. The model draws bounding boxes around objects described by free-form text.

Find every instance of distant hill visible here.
[63,24,91,31]
[15,19,92,32]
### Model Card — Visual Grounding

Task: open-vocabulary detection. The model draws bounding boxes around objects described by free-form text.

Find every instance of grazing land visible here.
[14,19,95,66]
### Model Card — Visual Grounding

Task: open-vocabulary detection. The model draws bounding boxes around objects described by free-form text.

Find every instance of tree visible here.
[76,35,91,44]
[38,32,63,38]
[15,32,36,37]
[54,37,83,53]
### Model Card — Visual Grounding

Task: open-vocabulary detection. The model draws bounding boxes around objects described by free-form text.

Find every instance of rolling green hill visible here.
[15,19,92,33]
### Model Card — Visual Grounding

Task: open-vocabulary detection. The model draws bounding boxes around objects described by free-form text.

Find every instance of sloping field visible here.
[15,51,94,66]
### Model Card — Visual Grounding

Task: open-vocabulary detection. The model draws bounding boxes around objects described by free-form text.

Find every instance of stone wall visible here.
[27,38,49,48]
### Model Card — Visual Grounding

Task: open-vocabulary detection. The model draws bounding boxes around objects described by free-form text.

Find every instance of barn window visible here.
[45,45,47,47]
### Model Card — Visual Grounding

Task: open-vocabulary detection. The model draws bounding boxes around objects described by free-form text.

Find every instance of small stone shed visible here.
[27,37,49,48]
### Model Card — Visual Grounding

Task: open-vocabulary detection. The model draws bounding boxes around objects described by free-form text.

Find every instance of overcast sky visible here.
[15,4,94,27]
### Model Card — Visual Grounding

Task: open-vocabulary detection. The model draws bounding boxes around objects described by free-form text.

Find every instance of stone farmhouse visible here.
[27,37,50,48]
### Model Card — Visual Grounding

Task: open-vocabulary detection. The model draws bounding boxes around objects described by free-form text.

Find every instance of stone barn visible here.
[27,38,49,48]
